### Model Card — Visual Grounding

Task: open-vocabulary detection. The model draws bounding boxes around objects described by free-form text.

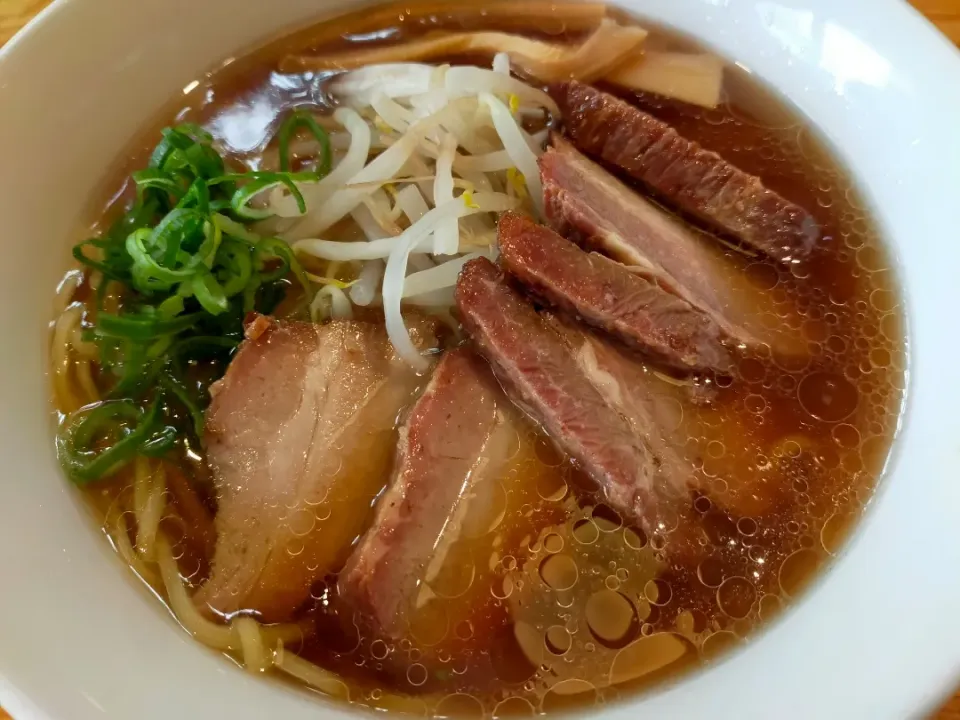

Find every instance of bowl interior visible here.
[2,1,960,718]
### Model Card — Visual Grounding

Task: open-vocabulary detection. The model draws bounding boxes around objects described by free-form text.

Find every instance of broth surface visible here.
[53,2,906,715]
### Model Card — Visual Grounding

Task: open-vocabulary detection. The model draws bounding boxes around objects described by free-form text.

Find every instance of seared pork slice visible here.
[456,257,686,534]
[339,348,516,638]
[551,81,818,261]
[497,211,731,374]
[553,313,795,521]
[195,315,434,623]
[545,311,694,493]
[554,313,793,521]
[541,138,808,357]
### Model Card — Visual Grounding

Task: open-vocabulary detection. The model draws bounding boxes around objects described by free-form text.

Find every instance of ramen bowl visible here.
[0,0,959,718]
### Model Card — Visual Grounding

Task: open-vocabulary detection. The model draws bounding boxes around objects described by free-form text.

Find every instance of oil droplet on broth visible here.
[758,593,783,623]
[744,262,780,291]
[737,356,767,383]
[288,507,317,537]
[644,578,672,606]
[534,435,564,466]
[406,663,428,687]
[737,517,758,536]
[698,555,726,588]
[591,504,623,532]
[779,549,821,597]
[370,639,389,660]
[585,590,639,649]
[454,620,473,640]
[539,554,579,591]
[434,693,485,716]
[543,532,564,554]
[609,633,697,687]
[707,440,726,459]
[797,371,859,422]
[831,423,861,449]
[870,287,899,313]
[573,519,600,545]
[635,598,652,623]
[491,572,515,600]
[771,436,805,459]
[541,679,599,712]
[881,312,901,342]
[545,625,573,656]
[821,509,857,555]
[717,577,757,619]
[702,630,740,660]
[493,697,537,717]
[623,528,647,550]
[537,471,568,502]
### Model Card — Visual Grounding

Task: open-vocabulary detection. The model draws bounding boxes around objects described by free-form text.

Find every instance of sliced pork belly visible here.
[195,315,434,623]
[541,137,808,357]
[497,211,731,374]
[338,348,517,638]
[551,81,818,261]
[456,257,687,535]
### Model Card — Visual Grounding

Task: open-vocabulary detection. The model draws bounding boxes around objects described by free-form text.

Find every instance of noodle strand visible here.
[235,616,270,673]
[51,304,84,414]
[135,459,166,561]
[109,508,162,591]
[275,641,350,699]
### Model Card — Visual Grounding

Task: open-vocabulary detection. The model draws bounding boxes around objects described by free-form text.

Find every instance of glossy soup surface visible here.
[52,2,906,715]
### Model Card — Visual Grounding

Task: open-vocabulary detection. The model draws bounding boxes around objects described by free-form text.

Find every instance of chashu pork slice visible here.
[541,136,810,357]
[194,315,435,623]
[338,347,520,639]
[456,257,689,536]
[497,211,732,374]
[543,311,695,503]
[551,81,819,262]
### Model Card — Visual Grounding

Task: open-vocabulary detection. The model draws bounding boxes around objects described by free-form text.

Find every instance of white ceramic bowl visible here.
[1,0,959,718]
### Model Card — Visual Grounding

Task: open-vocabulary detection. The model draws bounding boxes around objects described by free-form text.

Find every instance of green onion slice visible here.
[278,109,333,177]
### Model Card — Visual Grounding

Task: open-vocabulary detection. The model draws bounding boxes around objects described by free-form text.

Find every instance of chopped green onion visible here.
[150,125,225,179]
[196,216,223,269]
[213,212,261,245]
[160,372,206,439]
[191,271,230,315]
[96,311,204,341]
[217,240,254,297]
[278,109,333,177]
[58,399,175,484]
[169,335,239,374]
[177,178,212,216]
[133,169,187,206]
[60,116,318,486]
[210,171,316,220]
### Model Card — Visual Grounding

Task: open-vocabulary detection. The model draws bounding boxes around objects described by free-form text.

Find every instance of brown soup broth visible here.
[61,1,906,715]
